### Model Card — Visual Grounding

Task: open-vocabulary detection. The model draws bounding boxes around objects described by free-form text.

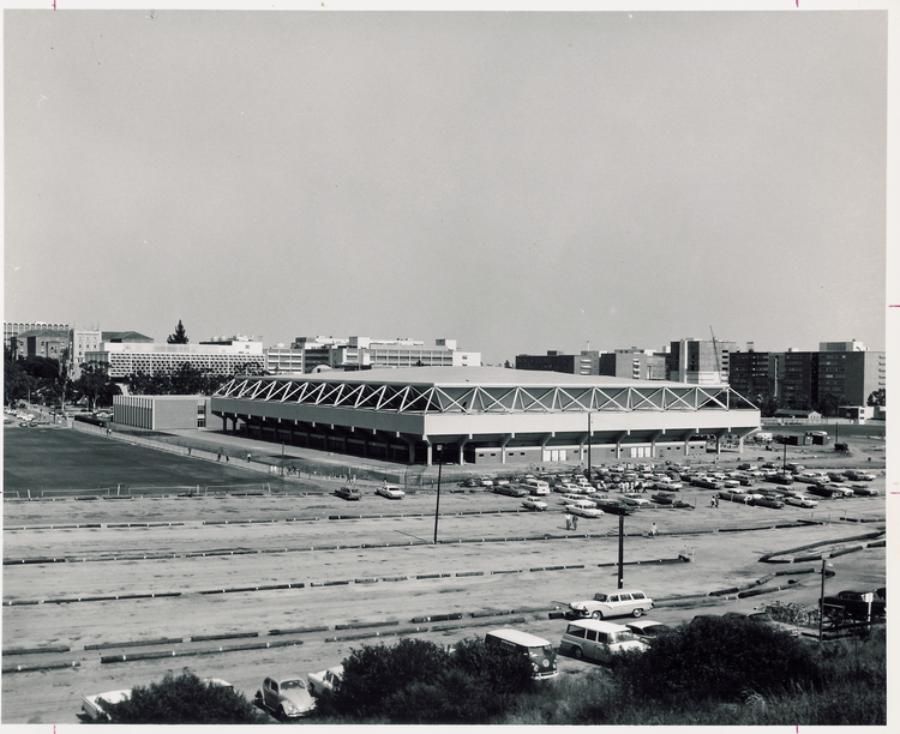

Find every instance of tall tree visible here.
[75,364,118,411]
[167,319,189,344]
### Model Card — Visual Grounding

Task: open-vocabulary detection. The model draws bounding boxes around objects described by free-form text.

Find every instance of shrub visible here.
[103,672,264,724]
[320,636,535,724]
[616,616,822,705]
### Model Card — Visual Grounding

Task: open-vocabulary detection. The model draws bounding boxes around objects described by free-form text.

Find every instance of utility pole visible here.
[617,514,625,589]
[433,445,443,544]
[818,558,829,642]
[281,441,285,477]
[782,439,787,471]
[585,412,592,481]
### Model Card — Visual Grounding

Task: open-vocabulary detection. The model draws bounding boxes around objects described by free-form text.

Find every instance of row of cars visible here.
[334,484,406,501]
[82,667,346,723]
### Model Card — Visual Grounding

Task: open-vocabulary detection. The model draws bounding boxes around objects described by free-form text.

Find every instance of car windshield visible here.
[281,679,307,690]
[528,645,555,658]
[593,594,609,602]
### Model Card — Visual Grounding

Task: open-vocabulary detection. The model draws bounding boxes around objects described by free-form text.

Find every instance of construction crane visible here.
[709,326,722,380]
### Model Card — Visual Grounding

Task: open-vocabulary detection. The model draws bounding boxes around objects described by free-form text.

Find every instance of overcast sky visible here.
[4,10,888,362]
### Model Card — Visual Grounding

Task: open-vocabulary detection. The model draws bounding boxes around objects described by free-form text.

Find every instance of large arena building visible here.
[210,366,761,466]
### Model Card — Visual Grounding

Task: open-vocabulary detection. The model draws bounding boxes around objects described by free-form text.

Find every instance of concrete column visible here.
[221,416,228,432]
[715,435,721,455]
[738,436,744,455]
[425,442,433,466]
[458,438,469,465]
[616,441,622,460]
[500,436,511,465]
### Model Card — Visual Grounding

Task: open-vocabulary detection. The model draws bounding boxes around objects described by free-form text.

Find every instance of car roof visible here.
[566,619,631,633]
[487,628,552,647]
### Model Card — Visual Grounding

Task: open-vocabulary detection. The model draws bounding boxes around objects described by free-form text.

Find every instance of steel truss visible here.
[213,377,757,414]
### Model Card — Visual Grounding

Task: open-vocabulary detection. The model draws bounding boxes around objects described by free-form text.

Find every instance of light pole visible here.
[617,514,625,589]
[818,559,834,642]
[433,445,443,544]
[585,412,592,482]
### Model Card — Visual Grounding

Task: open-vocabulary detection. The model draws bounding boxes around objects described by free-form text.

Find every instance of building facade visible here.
[113,394,210,430]
[516,350,600,375]
[667,338,737,384]
[16,330,70,360]
[598,349,667,381]
[87,336,264,378]
[267,335,481,374]
[210,366,760,466]
[4,321,70,351]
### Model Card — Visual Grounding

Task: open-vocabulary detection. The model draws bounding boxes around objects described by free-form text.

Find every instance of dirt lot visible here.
[1,424,887,724]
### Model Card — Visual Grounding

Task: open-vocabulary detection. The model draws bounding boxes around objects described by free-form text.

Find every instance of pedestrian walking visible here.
[650,522,658,538]
[216,450,222,462]
[246,452,252,462]
[565,513,573,531]
[187,447,192,457]
[571,515,578,531]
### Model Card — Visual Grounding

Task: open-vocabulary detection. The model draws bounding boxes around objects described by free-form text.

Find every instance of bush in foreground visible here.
[103,671,265,724]
[615,615,822,706]
[317,636,535,724]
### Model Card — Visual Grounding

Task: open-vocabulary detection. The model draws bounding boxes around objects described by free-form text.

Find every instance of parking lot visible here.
[1,424,887,723]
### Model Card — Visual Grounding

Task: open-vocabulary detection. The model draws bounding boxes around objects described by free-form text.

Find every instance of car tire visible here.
[591,611,603,620]
[632,608,644,618]
[277,706,286,721]
[573,647,583,659]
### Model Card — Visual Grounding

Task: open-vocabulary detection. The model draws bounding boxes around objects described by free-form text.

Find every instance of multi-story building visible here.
[728,345,885,413]
[4,321,70,352]
[819,339,867,352]
[69,330,102,378]
[728,351,783,403]
[667,338,737,385]
[16,329,70,360]
[598,349,667,381]
[86,335,264,379]
[515,350,600,375]
[269,336,481,374]
[817,350,885,407]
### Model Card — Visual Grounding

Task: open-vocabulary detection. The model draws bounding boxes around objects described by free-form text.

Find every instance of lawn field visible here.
[2,426,300,492]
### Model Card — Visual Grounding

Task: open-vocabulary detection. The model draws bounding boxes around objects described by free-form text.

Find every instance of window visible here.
[566,626,586,638]
[585,630,598,642]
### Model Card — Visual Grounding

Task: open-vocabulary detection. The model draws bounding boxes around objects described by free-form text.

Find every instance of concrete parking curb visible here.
[2,644,71,656]
[84,637,183,651]
[3,660,79,674]
[758,529,885,564]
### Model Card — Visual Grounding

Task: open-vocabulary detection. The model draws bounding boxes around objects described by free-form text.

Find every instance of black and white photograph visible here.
[2,1,895,728]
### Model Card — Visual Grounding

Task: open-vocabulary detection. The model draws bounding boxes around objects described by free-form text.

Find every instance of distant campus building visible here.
[264,336,481,374]
[86,335,264,378]
[728,342,885,414]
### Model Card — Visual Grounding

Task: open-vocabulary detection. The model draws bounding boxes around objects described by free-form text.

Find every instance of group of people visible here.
[564,513,579,531]
[709,495,720,508]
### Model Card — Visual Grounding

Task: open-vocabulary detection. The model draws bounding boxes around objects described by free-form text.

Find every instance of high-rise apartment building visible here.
[667,338,737,384]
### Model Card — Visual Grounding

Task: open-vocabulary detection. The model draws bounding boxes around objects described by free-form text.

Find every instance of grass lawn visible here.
[3,426,289,491]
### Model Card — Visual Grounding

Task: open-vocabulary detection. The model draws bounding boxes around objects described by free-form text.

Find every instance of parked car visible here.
[850,484,879,497]
[559,619,648,662]
[844,470,876,482]
[768,473,795,486]
[621,494,652,507]
[568,590,654,620]
[752,496,785,509]
[308,665,344,697]
[522,498,548,511]
[565,501,605,519]
[625,619,673,644]
[335,486,361,501]
[81,689,132,722]
[255,676,316,719]
[785,495,818,508]
[478,476,495,487]
[591,497,634,515]
[494,485,528,498]
[375,484,405,500]
[821,589,887,625]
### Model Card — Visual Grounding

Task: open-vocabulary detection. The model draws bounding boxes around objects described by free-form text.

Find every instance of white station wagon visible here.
[569,589,654,619]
